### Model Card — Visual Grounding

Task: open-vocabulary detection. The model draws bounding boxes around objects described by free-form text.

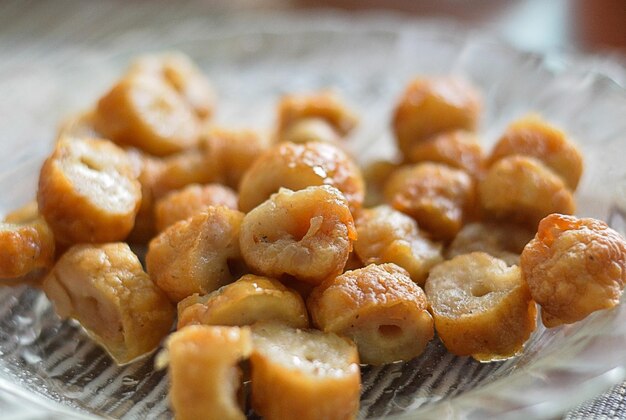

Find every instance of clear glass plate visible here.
[1,13,626,420]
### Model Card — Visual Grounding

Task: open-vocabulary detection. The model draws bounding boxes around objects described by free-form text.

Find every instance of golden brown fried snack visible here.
[406,130,485,177]
[3,201,39,224]
[521,214,626,327]
[308,263,434,365]
[384,162,475,241]
[354,205,443,286]
[0,218,55,279]
[37,137,141,244]
[392,77,481,158]
[43,243,174,364]
[56,109,102,141]
[250,322,360,420]
[165,325,252,420]
[238,142,364,214]
[362,159,401,208]
[177,274,308,329]
[425,252,537,361]
[478,155,575,229]
[277,91,358,138]
[155,183,238,232]
[240,186,356,285]
[489,115,583,190]
[280,118,342,145]
[447,222,534,266]
[130,52,216,120]
[147,206,245,303]
[95,74,200,156]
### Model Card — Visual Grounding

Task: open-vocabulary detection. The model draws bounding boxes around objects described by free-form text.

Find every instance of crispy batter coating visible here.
[447,222,534,266]
[406,130,485,177]
[478,155,575,229]
[240,186,356,285]
[124,151,161,244]
[0,218,55,279]
[250,323,360,420]
[384,162,475,241]
[280,118,342,145]
[392,77,481,158]
[130,52,216,120]
[166,325,252,420]
[238,142,364,214]
[362,159,401,208]
[43,243,174,364]
[521,214,626,327]
[277,91,358,137]
[147,206,245,302]
[37,137,141,244]
[489,115,584,190]
[425,252,537,361]
[308,263,434,365]
[155,183,238,232]
[177,274,309,329]
[354,205,443,286]
[95,74,200,156]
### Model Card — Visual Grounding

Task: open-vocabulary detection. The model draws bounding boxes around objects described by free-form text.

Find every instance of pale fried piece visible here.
[362,159,402,208]
[406,130,485,177]
[165,325,252,420]
[521,214,626,327]
[354,205,443,286]
[250,323,360,420]
[489,115,584,190]
[238,142,364,214]
[43,243,174,364]
[425,252,537,361]
[177,274,308,329]
[201,126,272,189]
[308,263,434,365]
[392,77,481,158]
[0,218,55,279]
[280,118,342,144]
[447,222,534,266]
[240,186,356,285]
[130,52,216,120]
[3,201,39,224]
[95,74,200,156]
[384,162,475,241]
[277,91,358,137]
[56,109,102,141]
[147,206,245,302]
[478,156,575,229]
[155,183,238,232]
[37,137,141,244]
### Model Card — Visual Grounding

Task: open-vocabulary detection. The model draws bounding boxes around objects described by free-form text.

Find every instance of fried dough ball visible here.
[250,323,360,420]
[354,205,443,286]
[280,118,341,144]
[406,130,485,177]
[238,142,364,214]
[124,151,161,244]
[478,155,575,229]
[425,252,537,361]
[43,243,174,364]
[201,126,272,189]
[155,183,238,232]
[56,109,102,140]
[0,217,55,279]
[308,263,434,365]
[177,274,309,329]
[362,159,401,208]
[147,206,245,303]
[95,74,200,156]
[277,91,358,138]
[447,222,534,266]
[384,162,475,241]
[392,77,481,158]
[489,115,583,190]
[130,52,216,120]
[165,325,252,420]
[239,186,356,285]
[37,137,141,244]
[520,214,626,328]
